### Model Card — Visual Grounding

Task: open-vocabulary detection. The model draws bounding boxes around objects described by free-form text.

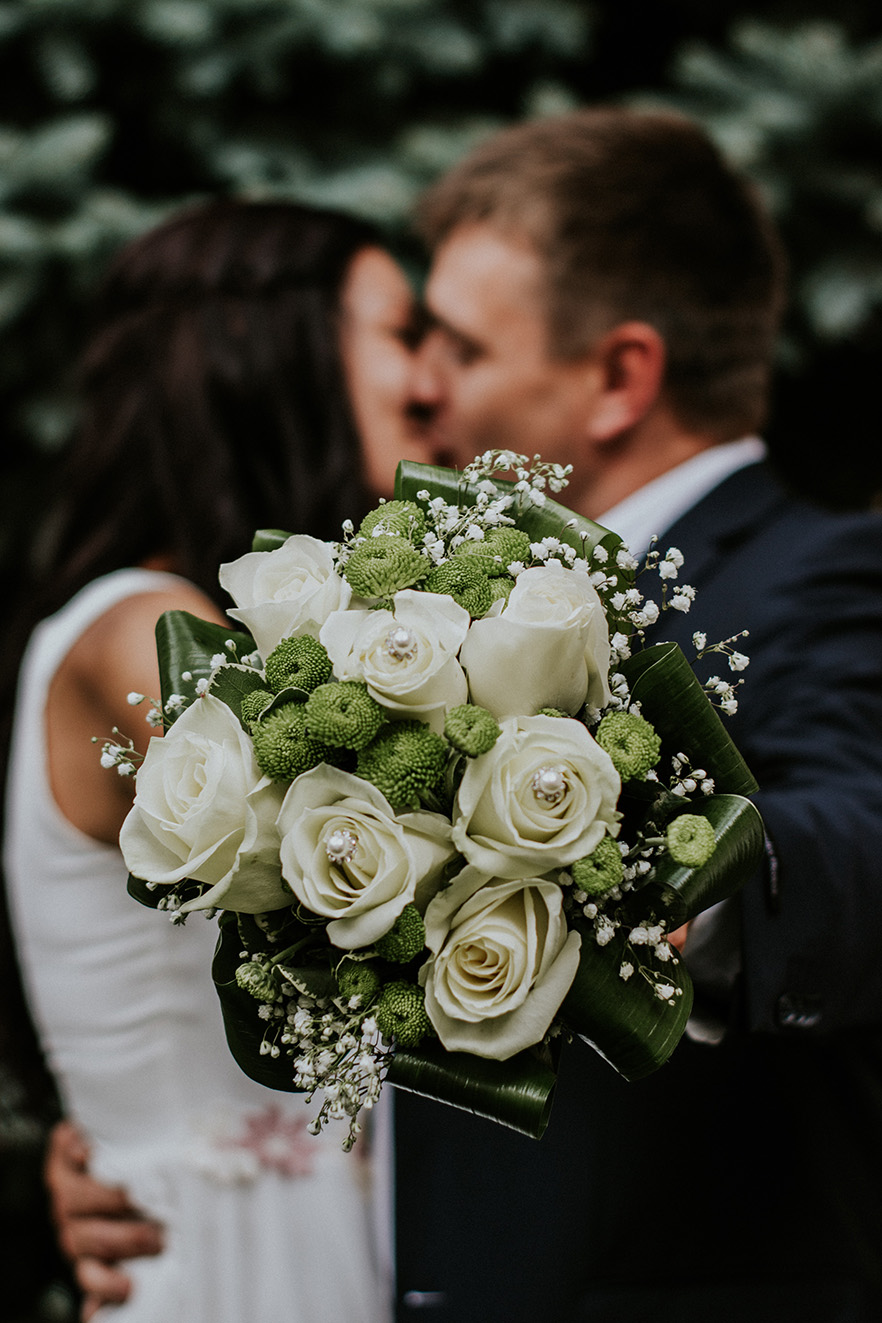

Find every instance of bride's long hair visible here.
[0,197,383,1112]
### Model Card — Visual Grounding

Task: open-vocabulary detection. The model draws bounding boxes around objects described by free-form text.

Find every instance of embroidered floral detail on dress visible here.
[187,1104,316,1183]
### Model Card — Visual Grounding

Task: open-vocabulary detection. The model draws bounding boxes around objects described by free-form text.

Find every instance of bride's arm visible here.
[46,583,227,844]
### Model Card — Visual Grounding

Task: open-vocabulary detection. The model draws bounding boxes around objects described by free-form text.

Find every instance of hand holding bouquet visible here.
[117,452,763,1145]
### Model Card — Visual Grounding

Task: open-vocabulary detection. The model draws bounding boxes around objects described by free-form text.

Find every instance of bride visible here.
[2,198,434,1322]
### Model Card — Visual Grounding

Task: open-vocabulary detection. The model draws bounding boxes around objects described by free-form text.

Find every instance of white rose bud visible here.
[459,562,611,719]
[219,535,351,659]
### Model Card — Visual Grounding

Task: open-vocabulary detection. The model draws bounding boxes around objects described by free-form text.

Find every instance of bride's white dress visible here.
[4,569,390,1323]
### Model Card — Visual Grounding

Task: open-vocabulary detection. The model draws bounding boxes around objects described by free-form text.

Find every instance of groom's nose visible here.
[407,330,447,414]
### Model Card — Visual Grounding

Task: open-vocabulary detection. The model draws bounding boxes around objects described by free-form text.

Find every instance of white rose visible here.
[420,865,582,1059]
[120,696,287,913]
[452,714,620,878]
[219,535,351,659]
[320,590,469,732]
[277,765,456,949]
[459,562,611,718]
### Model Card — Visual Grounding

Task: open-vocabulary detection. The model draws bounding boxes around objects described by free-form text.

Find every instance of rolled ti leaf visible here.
[387,1039,558,1140]
[394,459,633,614]
[619,641,757,796]
[251,529,293,553]
[155,610,255,725]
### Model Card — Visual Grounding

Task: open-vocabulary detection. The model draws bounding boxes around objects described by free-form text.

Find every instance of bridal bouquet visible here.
[117,451,763,1145]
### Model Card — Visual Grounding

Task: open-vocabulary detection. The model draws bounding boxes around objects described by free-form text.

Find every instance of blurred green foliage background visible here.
[3,3,882,1316]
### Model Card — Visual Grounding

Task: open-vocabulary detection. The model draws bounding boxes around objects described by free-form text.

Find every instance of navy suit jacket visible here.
[393,463,882,1323]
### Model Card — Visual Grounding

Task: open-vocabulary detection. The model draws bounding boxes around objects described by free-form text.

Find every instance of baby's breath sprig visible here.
[92,727,143,777]
[692,629,751,677]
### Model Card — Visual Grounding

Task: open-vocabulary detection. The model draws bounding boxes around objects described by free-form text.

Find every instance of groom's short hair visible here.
[417,107,786,439]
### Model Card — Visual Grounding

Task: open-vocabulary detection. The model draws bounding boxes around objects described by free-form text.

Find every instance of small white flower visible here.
[728,651,750,672]
[127,692,146,706]
[210,654,227,669]
[619,962,634,981]
[692,632,707,651]
[665,548,684,568]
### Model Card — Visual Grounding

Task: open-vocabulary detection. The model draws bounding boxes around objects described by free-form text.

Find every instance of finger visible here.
[48,1119,91,1171]
[668,922,691,952]
[59,1215,164,1264]
[50,1168,140,1221]
[75,1257,132,1307]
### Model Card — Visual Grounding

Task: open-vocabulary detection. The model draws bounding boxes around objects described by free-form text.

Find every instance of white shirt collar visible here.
[597,436,767,557]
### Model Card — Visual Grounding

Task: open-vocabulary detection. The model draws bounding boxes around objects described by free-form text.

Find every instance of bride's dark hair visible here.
[41,196,379,611]
[0,197,383,1115]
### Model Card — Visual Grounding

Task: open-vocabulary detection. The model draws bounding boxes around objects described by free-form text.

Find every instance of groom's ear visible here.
[581,321,666,444]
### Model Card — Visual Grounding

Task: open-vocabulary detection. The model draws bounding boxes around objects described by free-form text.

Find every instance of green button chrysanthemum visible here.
[666,814,717,868]
[444,703,501,757]
[426,558,493,618]
[356,720,448,811]
[240,688,274,728]
[359,499,427,543]
[456,527,533,574]
[374,904,426,964]
[304,681,385,751]
[571,837,625,896]
[250,702,329,781]
[336,959,382,1008]
[264,634,332,694]
[595,710,662,780]
[344,535,430,598]
[375,980,431,1047]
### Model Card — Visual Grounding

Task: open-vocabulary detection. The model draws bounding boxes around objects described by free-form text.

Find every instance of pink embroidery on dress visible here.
[216,1105,316,1178]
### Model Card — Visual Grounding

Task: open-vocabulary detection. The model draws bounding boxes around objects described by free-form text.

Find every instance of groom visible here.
[49,108,882,1321]
[393,107,882,1322]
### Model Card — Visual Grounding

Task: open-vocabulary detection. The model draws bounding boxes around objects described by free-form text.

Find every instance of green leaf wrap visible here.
[212,911,302,1094]
[387,1040,558,1139]
[621,641,758,795]
[251,529,293,553]
[394,459,634,611]
[155,610,255,725]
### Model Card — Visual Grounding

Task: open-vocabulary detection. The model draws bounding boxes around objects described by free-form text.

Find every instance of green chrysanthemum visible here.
[488,576,516,605]
[374,904,426,964]
[444,703,501,757]
[305,681,384,751]
[250,702,329,781]
[344,535,430,598]
[356,720,447,811]
[264,634,332,694]
[666,814,717,868]
[336,959,382,1008]
[359,500,426,543]
[426,559,493,618]
[374,980,431,1048]
[240,688,274,727]
[571,837,625,896]
[235,959,277,1003]
[478,527,533,574]
[595,711,662,781]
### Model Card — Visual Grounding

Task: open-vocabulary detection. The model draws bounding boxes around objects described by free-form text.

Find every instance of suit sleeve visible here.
[735,513,882,1036]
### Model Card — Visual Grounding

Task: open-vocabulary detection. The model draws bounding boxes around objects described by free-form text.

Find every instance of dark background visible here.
[3,1,882,1317]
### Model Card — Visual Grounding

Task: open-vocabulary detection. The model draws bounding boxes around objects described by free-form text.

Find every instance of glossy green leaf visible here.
[560,920,693,1081]
[621,641,758,795]
[394,459,633,606]
[208,663,270,729]
[387,1039,558,1139]
[155,610,254,724]
[637,793,765,929]
[212,911,302,1094]
[251,528,293,553]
